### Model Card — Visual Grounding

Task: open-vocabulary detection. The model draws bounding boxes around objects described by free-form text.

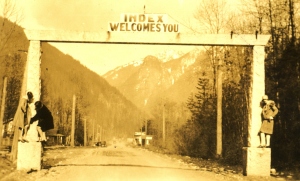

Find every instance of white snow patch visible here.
[112,74,119,80]
[122,60,143,68]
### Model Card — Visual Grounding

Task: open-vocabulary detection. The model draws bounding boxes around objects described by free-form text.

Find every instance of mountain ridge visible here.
[103,47,210,111]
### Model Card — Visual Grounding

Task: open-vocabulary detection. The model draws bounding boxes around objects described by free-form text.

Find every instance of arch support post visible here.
[26,40,41,101]
[243,45,270,176]
[17,40,42,171]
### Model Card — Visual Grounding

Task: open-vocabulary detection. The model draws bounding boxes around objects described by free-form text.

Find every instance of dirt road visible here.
[1,142,278,181]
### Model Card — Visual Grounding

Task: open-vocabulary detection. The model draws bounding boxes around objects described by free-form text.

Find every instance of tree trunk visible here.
[71,95,76,147]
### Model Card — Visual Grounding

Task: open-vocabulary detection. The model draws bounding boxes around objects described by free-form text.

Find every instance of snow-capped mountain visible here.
[103,48,210,109]
[155,49,184,62]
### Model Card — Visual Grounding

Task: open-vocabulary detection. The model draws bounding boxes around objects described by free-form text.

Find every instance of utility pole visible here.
[98,125,100,142]
[84,118,87,146]
[216,58,223,157]
[100,126,102,141]
[96,125,98,142]
[102,129,105,141]
[0,77,7,147]
[71,94,76,147]
[145,120,147,135]
[162,104,165,147]
[92,118,95,144]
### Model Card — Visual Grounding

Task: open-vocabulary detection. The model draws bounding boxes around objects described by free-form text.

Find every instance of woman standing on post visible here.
[13,91,34,143]
[258,95,279,148]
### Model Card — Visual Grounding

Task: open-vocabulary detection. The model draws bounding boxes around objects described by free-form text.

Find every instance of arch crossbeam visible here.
[25,30,270,46]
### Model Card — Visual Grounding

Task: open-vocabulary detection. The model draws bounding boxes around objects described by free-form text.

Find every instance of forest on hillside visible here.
[0,17,28,124]
[40,43,147,145]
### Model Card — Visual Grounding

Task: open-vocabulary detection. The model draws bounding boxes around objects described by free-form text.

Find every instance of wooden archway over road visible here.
[23,30,270,176]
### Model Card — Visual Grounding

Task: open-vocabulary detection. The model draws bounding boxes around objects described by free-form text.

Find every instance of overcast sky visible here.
[3,0,240,75]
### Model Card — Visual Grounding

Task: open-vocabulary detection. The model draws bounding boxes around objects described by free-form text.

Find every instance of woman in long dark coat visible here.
[30,101,54,142]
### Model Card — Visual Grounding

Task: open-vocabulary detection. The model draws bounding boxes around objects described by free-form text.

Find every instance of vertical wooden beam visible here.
[102,129,105,141]
[92,119,95,144]
[162,104,165,147]
[145,120,147,135]
[249,46,265,147]
[16,40,42,170]
[25,41,41,142]
[0,77,7,146]
[243,45,270,176]
[97,125,99,142]
[100,126,102,141]
[10,41,41,161]
[27,41,41,101]
[71,94,76,147]
[84,118,86,146]
[216,62,223,156]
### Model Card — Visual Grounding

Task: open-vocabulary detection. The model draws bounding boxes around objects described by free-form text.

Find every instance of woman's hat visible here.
[34,101,43,110]
[27,92,33,99]
[262,95,268,100]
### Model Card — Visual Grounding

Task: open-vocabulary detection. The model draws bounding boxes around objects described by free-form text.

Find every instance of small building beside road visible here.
[134,132,152,146]
[46,129,65,146]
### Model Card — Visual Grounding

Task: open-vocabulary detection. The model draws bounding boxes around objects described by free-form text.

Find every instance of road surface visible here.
[1,142,258,181]
[43,143,227,181]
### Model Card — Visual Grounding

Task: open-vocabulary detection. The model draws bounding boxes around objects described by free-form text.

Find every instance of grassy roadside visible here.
[139,144,299,180]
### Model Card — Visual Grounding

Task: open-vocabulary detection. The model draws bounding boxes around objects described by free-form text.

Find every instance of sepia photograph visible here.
[0,0,299,180]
